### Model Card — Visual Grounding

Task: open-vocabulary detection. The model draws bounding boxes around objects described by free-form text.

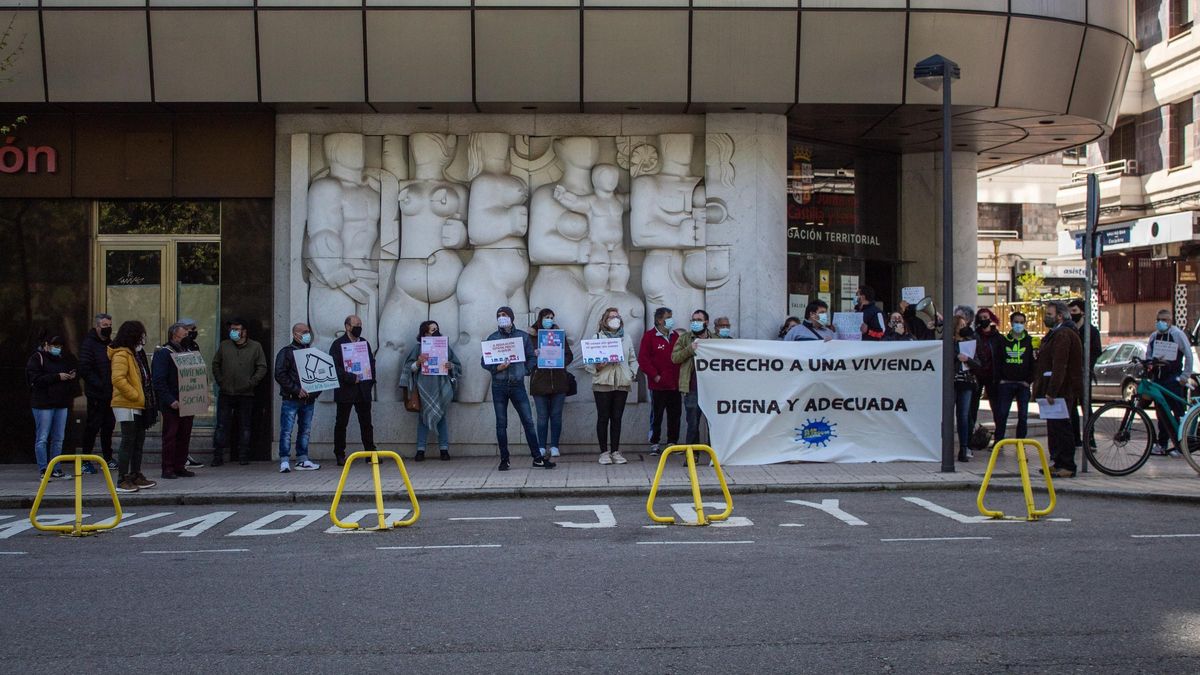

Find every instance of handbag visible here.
[566,372,578,397]
[403,386,421,413]
[968,424,993,451]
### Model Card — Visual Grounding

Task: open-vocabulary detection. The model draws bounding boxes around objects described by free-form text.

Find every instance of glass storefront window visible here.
[98,200,220,235]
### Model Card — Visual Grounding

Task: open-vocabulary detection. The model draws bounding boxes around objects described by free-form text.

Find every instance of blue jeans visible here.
[991,382,1030,442]
[534,393,565,451]
[32,407,67,470]
[491,380,541,462]
[417,415,450,451]
[279,398,315,462]
[954,384,975,450]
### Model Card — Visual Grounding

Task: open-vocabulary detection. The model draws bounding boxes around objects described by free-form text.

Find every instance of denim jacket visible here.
[482,329,536,382]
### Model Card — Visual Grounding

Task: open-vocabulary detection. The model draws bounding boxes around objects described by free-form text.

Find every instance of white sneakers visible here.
[598,451,612,465]
[279,460,290,473]
[550,447,561,457]
[598,451,628,465]
[296,459,321,471]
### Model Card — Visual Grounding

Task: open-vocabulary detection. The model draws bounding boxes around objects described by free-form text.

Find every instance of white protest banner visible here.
[694,339,941,464]
[901,286,926,305]
[831,312,863,341]
[340,340,373,381]
[581,338,624,364]
[482,337,524,365]
[1151,339,1179,362]
[293,347,339,393]
[421,336,450,375]
[170,351,210,417]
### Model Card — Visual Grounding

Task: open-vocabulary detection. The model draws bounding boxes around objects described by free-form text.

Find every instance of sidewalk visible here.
[4,441,1198,508]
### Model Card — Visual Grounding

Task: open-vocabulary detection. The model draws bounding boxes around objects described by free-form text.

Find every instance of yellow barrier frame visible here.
[29,454,123,536]
[646,444,734,526]
[977,438,1057,521]
[329,450,420,530]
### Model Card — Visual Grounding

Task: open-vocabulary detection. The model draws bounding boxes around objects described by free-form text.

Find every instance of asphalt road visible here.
[2,491,1199,673]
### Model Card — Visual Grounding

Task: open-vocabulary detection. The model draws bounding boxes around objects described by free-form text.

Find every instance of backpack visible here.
[968,424,993,451]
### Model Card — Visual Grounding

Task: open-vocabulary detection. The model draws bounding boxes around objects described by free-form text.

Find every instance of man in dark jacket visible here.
[637,307,682,455]
[274,322,323,473]
[212,318,268,466]
[78,313,115,470]
[152,322,196,479]
[1067,299,1102,447]
[482,306,551,472]
[1033,301,1083,477]
[991,311,1035,443]
[330,314,376,467]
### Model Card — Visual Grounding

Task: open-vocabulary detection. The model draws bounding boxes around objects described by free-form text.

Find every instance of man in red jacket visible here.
[638,307,681,455]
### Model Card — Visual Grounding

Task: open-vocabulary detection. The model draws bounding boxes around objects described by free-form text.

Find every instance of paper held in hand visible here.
[170,351,210,417]
[340,340,373,381]
[482,337,525,365]
[581,338,624,364]
[901,286,926,305]
[1036,397,1069,420]
[1151,339,1180,362]
[831,312,863,341]
[537,330,566,369]
[421,336,449,375]
[293,348,340,393]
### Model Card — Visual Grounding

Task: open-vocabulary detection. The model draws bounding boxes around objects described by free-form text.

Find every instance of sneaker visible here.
[279,460,291,473]
[550,447,561,458]
[1169,449,1183,458]
[115,479,138,493]
[106,459,118,470]
[598,451,613,465]
[295,459,320,471]
[611,451,628,465]
[50,467,65,479]
[38,468,50,481]
[82,462,98,475]
[133,474,156,489]
[533,457,556,469]
[1150,445,1170,456]
[498,460,511,471]
[649,444,661,457]
[185,456,204,469]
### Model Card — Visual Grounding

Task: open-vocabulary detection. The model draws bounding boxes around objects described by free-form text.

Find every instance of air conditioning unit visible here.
[1014,260,1034,274]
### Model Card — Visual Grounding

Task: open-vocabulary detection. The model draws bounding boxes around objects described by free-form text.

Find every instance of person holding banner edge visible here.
[673,309,713,446]
[274,322,323,473]
[588,307,638,465]
[784,300,835,342]
[529,308,574,461]
[403,320,461,461]
[482,306,555,471]
[330,314,377,467]
[638,307,681,456]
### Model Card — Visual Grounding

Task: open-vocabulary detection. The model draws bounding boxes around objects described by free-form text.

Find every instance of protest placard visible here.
[537,330,566,368]
[293,348,339,393]
[581,338,624,364]
[482,337,524,365]
[831,312,863,341]
[340,340,373,381]
[420,336,450,375]
[901,286,926,305]
[170,351,210,417]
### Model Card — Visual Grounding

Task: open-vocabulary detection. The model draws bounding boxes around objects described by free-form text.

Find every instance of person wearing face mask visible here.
[273,322,323,473]
[26,333,79,480]
[784,300,835,342]
[856,286,886,341]
[176,318,206,470]
[952,315,982,462]
[1067,299,1102,448]
[883,312,915,341]
[212,319,267,466]
[1146,309,1194,457]
[990,312,1035,444]
[151,323,199,479]
[528,308,575,461]
[638,307,682,456]
[330,315,377,467]
[714,317,733,339]
[1032,301,1083,477]
[483,306,554,471]
[109,321,157,492]
[402,320,462,461]
[971,308,1001,442]
[672,309,713,445]
[588,307,639,465]
[79,313,116,473]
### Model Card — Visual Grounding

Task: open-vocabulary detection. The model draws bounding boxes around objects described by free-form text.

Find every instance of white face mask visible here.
[606,318,622,330]
[497,316,513,329]
[815,313,827,325]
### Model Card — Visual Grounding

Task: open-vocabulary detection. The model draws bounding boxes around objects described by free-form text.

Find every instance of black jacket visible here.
[78,329,112,400]
[529,329,575,397]
[994,331,1035,384]
[151,342,186,411]
[1077,322,1102,368]
[275,341,325,402]
[26,349,80,409]
[330,334,376,403]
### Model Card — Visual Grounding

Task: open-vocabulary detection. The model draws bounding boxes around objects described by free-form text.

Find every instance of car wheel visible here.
[1122,379,1137,402]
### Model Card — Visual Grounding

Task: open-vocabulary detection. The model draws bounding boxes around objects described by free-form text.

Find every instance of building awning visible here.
[1058,211,1197,257]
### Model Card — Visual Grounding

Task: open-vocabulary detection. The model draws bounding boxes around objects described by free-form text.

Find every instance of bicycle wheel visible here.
[1182,405,1200,475]
[1084,401,1154,476]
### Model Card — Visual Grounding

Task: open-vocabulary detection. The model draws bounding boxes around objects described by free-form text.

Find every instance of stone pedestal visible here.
[899,151,979,310]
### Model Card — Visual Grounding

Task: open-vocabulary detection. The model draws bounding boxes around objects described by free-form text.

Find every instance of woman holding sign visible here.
[586,307,638,465]
[402,320,462,461]
[529,308,575,460]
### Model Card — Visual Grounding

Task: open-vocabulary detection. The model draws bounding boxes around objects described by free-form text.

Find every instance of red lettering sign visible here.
[0,137,58,174]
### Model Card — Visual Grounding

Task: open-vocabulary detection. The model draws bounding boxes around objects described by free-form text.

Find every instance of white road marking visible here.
[642,525,669,529]
[779,523,806,527]
[377,544,502,550]
[1131,534,1200,539]
[325,509,411,534]
[881,537,993,542]
[142,548,249,554]
[554,505,616,529]
[105,512,175,529]
[227,510,325,537]
[0,514,83,539]
[0,551,27,555]
[670,503,753,527]
[449,516,523,521]
[902,497,1015,524]
[636,540,755,545]
[132,512,236,538]
[785,499,868,526]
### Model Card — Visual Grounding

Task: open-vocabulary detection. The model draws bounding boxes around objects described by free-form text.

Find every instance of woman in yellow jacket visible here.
[109,321,157,493]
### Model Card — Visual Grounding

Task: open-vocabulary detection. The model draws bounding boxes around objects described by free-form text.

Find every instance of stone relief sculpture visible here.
[455,132,532,403]
[376,133,469,403]
[304,133,383,351]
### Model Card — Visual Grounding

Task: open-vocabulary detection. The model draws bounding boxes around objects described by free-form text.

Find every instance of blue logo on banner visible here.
[795,418,837,448]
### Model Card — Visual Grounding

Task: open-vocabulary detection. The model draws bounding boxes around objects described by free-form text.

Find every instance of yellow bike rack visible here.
[646,444,734,526]
[29,454,123,537]
[329,450,420,530]
[977,438,1057,521]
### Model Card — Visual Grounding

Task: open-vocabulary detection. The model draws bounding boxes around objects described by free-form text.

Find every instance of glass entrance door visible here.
[100,243,169,347]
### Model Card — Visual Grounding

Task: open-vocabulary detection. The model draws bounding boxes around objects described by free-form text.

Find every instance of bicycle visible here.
[1083,358,1199,476]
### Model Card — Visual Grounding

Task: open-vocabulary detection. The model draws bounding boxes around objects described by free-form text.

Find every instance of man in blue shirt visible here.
[483,306,555,471]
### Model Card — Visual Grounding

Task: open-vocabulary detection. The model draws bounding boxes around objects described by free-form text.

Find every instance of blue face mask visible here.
[663,318,675,331]
[690,321,705,334]
[48,346,62,357]
[299,332,312,346]
[229,330,241,341]
[542,318,554,330]
[1011,323,1024,335]
[1157,320,1170,333]
[718,328,731,338]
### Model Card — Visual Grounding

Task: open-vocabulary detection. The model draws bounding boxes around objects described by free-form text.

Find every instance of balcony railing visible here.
[1068,159,1139,184]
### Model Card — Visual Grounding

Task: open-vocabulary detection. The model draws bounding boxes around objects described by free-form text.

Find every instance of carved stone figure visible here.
[376,133,468,402]
[455,132,531,403]
[554,163,630,296]
[304,133,381,351]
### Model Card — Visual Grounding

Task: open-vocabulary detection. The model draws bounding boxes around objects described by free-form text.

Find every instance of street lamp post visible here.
[914,54,961,473]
